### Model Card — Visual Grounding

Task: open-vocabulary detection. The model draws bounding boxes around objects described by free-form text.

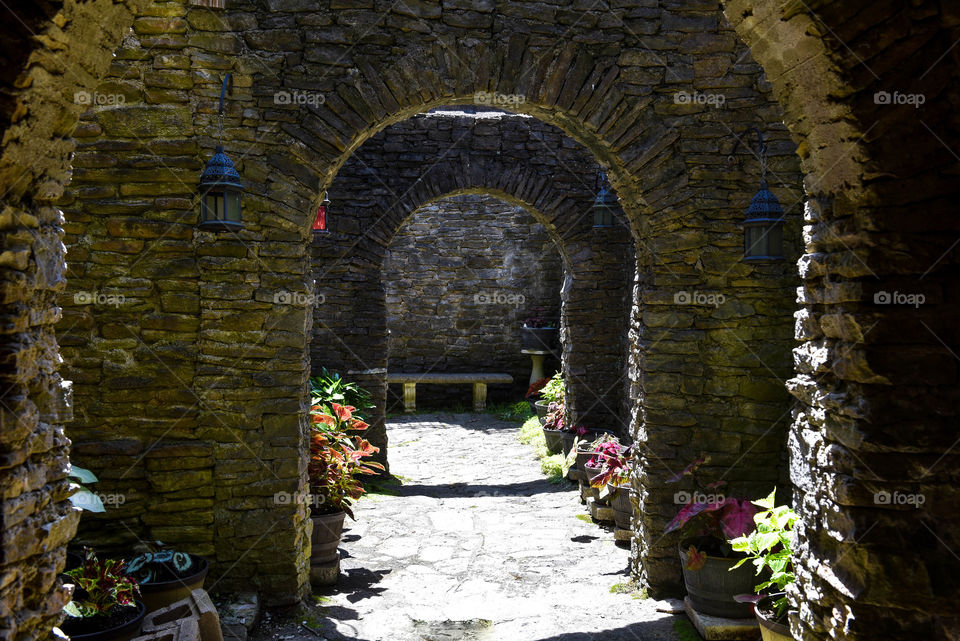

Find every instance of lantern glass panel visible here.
[593,205,612,228]
[224,190,241,222]
[744,220,783,259]
[202,192,222,223]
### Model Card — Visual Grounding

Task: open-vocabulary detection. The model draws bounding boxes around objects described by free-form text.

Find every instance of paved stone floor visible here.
[250,413,683,641]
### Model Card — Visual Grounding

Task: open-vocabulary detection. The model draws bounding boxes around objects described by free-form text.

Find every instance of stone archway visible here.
[3,0,812,624]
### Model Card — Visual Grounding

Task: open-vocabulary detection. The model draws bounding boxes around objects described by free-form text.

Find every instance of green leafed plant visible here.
[728,488,798,619]
[68,465,105,513]
[538,372,565,404]
[64,549,140,618]
[310,368,375,419]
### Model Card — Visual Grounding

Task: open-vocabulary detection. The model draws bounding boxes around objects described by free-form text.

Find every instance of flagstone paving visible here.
[249,413,683,641]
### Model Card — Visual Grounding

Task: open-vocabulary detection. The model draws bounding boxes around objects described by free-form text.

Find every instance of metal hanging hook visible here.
[217,73,233,146]
[727,126,768,181]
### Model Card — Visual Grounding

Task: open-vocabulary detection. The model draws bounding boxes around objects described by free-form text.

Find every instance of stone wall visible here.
[382,194,563,409]
[725,2,960,639]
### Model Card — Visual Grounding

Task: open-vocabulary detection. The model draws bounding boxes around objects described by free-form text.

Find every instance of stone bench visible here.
[387,372,513,412]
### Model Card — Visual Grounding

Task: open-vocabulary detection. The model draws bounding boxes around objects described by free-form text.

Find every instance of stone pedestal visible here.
[683,597,759,640]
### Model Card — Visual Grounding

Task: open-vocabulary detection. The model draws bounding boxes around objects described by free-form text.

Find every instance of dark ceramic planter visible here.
[756,597,793,641]
[138,555,209,613]
[678,538,756,619]
[61,601,146,641]
[542,427,563,454]
[520,326,557,351]
[534,400,551,421]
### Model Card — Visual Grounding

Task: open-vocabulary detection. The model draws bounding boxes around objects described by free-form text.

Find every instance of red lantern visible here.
[312,194,329,233]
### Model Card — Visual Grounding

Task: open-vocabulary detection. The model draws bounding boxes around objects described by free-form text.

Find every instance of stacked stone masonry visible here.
[382,193,564,409]
[1,1,955,640]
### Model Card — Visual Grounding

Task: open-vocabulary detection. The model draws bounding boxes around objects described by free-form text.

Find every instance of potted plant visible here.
[573,434,619,499]
[541,401,565,454]
[729,489,798,640]
[525,377,551,418]
[123,547,209,613]
[308,402,385,579]
[664,457,759,618]
[60,550,145,641]
[310,368,375,419]
[520,307,558,351]
[588,442,634,529]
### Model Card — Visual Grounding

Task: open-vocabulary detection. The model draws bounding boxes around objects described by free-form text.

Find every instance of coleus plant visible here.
[64,549,140,618]
[309,403,385,519]
[664,456,759,570]
[588,442,633,498]
[124,550,193,584]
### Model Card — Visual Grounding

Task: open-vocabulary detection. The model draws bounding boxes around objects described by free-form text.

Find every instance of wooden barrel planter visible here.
[609,486,633,529]
[678,538,756,618]
[311,511,346,565]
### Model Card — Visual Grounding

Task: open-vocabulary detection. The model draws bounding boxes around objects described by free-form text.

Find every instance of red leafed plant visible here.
[309,402,385,519]
[588,442,633,491]
[525,377,550,399]
[664,456,758,570]
[64,549,140,618]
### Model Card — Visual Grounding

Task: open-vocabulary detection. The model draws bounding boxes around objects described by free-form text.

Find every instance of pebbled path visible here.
[250,413,682,641]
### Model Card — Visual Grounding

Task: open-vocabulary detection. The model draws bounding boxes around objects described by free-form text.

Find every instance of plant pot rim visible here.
[62,600,146,641]
[542,426,562,433]
[678,536,746,561]
[137,556,208,593]
[755,597,793,635]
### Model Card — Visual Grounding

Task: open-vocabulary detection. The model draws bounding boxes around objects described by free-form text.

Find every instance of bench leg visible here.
[403,383,417,413]
[472,383,487,412]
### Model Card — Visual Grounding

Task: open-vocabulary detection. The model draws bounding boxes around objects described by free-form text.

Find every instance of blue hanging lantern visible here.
[199,74,243,232]
[592,171,614,228]
[736,128,784,261]
[743,179,784,261]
